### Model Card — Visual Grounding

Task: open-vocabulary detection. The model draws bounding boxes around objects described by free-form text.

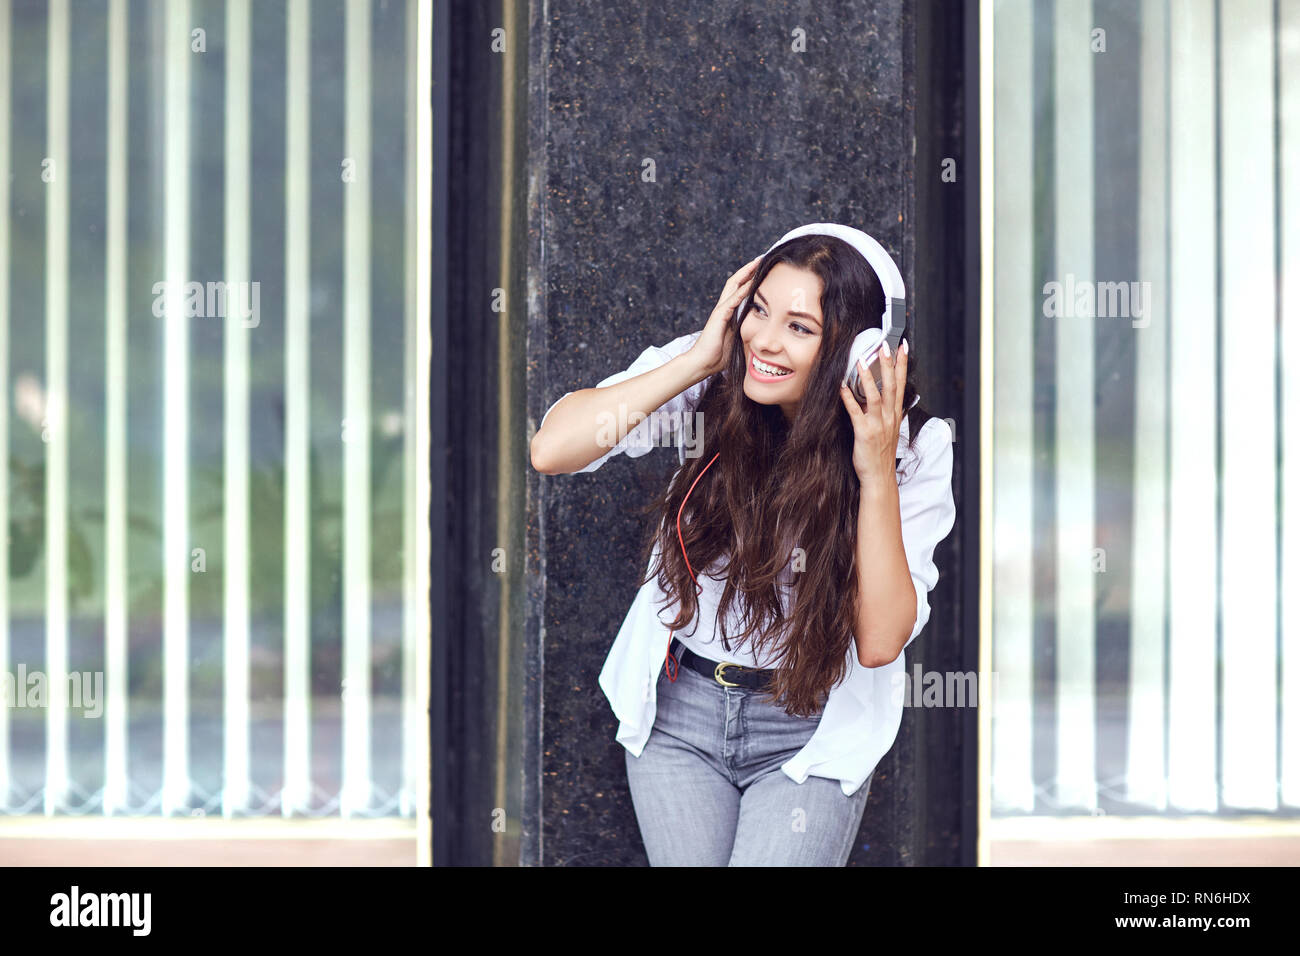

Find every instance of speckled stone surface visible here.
[525,0,917,867]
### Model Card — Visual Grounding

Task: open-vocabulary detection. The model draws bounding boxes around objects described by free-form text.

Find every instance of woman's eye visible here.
[749,306,810,335]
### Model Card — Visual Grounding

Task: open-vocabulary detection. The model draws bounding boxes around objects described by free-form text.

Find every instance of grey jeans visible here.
[624,645,875,866]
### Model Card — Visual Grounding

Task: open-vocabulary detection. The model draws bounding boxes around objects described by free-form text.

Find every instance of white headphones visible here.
[734,222,906,404]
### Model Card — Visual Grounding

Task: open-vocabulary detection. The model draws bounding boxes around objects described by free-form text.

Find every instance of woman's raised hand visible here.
[687,255,763,377]
[840,338,910,487]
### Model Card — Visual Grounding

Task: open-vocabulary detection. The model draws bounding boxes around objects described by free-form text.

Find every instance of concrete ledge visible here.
[0,817,419,865]
[988,816,1300,865]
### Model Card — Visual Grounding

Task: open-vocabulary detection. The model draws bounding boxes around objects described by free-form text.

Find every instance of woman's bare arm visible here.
[531,254,763,476]
[530,350,711,475]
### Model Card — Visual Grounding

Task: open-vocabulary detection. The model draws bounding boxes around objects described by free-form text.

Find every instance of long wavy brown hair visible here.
[632,233,935,717]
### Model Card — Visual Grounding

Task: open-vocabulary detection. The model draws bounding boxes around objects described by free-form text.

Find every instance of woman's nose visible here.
[750,322,780,356]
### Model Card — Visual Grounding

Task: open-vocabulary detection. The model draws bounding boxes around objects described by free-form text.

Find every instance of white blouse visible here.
[539,330,956,796]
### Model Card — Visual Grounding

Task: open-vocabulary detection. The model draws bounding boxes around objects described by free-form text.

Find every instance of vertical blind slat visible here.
[342,0,372,818]
[991,0,1036,813]
[223,0,252,818]
[161,0,192,816]
[103,0,129,816]
[282,0,311,818]
[1053,0,1098,812]
[44,0,69,816]
[1280,0,1300,808]
[1165,0,1219,812]
[1219,0,1279,810]
[1126,0,1171,811]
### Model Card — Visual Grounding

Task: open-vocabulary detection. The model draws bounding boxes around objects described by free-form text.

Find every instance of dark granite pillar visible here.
[442,0,974,866]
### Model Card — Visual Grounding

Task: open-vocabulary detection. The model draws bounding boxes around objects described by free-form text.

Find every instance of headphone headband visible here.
[733,222,906,336]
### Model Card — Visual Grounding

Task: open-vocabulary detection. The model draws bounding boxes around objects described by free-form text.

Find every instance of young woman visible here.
[531,224,956,866]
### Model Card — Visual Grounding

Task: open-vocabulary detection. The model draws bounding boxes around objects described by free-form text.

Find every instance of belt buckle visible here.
[714,661,742,687]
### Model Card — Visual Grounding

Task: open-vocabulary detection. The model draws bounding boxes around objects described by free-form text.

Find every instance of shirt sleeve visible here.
[538,330,708,474]
[895,417,957,652]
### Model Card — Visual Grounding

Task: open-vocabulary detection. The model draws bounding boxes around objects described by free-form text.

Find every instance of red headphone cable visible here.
[664,451,721,682]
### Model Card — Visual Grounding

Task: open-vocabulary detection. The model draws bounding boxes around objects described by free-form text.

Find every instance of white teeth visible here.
[753,357,791,376]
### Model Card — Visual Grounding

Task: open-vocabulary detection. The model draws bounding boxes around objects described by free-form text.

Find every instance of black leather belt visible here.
[668,636,775,691]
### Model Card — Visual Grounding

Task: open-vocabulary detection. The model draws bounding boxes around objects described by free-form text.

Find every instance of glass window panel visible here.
[0,0,429,823]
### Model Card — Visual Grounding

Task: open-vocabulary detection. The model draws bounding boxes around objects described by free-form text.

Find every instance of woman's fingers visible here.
[840,384,864,426]
[718,256,762,310]
[895,339,909,419]
[859,357,881,413]
[878,341,896,418]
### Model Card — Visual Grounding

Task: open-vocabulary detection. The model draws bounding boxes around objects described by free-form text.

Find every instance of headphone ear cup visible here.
[844,328,883,376]
[844,361,862,404]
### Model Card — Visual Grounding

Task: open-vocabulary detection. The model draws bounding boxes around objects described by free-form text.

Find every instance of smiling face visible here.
[740,262,825,423]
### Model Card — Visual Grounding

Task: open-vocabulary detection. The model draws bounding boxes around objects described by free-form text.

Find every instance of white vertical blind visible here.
[342,0,373,818]
[991,0,1035,813]
[1126,0,1170,811]
[103,0,129,816]
[43,0,69,816]
[223,0,252,819]
[282,0,312,819]
[161,0,192,818]
[1166,0,1220,812]
[1282,0,1300,808]
[1219,0,1278,811]
[1052,0,1097,813]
